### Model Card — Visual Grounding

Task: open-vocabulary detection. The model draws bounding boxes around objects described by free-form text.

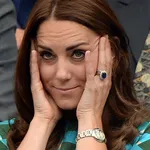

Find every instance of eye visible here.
[72,50,86,59]
[40,51,55,60]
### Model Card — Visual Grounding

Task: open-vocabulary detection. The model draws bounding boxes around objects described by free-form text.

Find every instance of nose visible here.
[55,58,71,81]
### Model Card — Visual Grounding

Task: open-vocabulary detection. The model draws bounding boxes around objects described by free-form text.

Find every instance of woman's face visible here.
[36,19,99,110]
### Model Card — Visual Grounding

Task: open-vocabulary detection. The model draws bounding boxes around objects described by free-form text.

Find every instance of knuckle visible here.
[101,63,107,68]
[31,82,43,92]
[31,70,38,76]
[86,83,97,92]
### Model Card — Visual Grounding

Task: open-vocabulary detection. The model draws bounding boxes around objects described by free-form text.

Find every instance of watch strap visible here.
[76,128,106,143]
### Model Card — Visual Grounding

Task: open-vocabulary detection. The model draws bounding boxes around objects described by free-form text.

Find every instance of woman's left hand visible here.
[76,35,113,122]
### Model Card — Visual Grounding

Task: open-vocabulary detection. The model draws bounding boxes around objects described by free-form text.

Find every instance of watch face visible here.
[100,132,105,141]
[95,130,105,141]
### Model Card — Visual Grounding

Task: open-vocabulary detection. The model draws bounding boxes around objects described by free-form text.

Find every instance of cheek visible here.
[76,64,86,81]
[39,62,53,85]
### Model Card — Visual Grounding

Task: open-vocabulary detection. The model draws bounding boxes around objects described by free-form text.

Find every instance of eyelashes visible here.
[39,49,86,61]
[39,51,55,60]
[71,50,86,59]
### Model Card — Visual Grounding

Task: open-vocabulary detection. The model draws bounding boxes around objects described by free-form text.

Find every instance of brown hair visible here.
[7,0,150,149]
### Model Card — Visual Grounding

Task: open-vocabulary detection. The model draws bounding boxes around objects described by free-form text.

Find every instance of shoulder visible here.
[0,119,15,149]
[0,0,16,15]
[126,121,150,150]
[0,0,16,32]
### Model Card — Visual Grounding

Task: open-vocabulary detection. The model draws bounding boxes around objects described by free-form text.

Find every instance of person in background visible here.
[12,0,36,48]
[106,0,150,107]
[0,0,17,121]
[0,0,150,150]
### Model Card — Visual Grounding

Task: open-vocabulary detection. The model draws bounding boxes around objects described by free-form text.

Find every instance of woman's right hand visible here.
[30,50,62,124]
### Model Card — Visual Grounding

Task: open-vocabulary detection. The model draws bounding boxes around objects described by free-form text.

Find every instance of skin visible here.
[30,18,113,123]
[16,28,24,49]
[36,19,99,110]
[18,19,113,150]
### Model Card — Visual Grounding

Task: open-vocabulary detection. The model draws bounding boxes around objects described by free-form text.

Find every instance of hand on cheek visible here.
[76,35,113,121]
[30,50,62,124]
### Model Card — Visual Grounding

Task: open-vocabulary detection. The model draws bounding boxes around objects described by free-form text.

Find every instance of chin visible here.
[58,102,78,110]
[55,99,79,110]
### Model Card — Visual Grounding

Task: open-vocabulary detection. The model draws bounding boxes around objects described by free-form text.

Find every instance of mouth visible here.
[53,86,79,91]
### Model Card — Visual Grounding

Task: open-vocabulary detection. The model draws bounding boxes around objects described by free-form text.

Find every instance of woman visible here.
[0,0,150,149]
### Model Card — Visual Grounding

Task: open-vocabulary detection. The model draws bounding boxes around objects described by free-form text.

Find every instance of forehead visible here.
[37,19,98,44]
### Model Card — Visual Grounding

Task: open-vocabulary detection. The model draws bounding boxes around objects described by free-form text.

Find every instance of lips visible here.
[53,86,78,91]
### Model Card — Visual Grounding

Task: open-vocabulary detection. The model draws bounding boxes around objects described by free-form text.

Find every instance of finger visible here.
[30,50,45,98]
[105,36,113,78]
[95,36,110,82]
[85,51,95,83]
[98,36,107,71]
[30,50,53,114]
[30,50,40,87]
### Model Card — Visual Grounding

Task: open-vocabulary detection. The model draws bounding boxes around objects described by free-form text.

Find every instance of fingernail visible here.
[32,49,37,53]
[86,50,91,54]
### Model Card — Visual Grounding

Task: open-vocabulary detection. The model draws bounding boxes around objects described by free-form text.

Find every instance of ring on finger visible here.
[96,70,108,80]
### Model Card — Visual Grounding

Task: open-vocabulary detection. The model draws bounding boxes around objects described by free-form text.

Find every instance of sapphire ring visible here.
[96,70,107,80]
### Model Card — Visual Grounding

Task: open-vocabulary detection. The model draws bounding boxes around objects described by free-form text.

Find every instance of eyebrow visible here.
[37,42,89,52]
[66,42,89,51]
[37,45,53,52]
